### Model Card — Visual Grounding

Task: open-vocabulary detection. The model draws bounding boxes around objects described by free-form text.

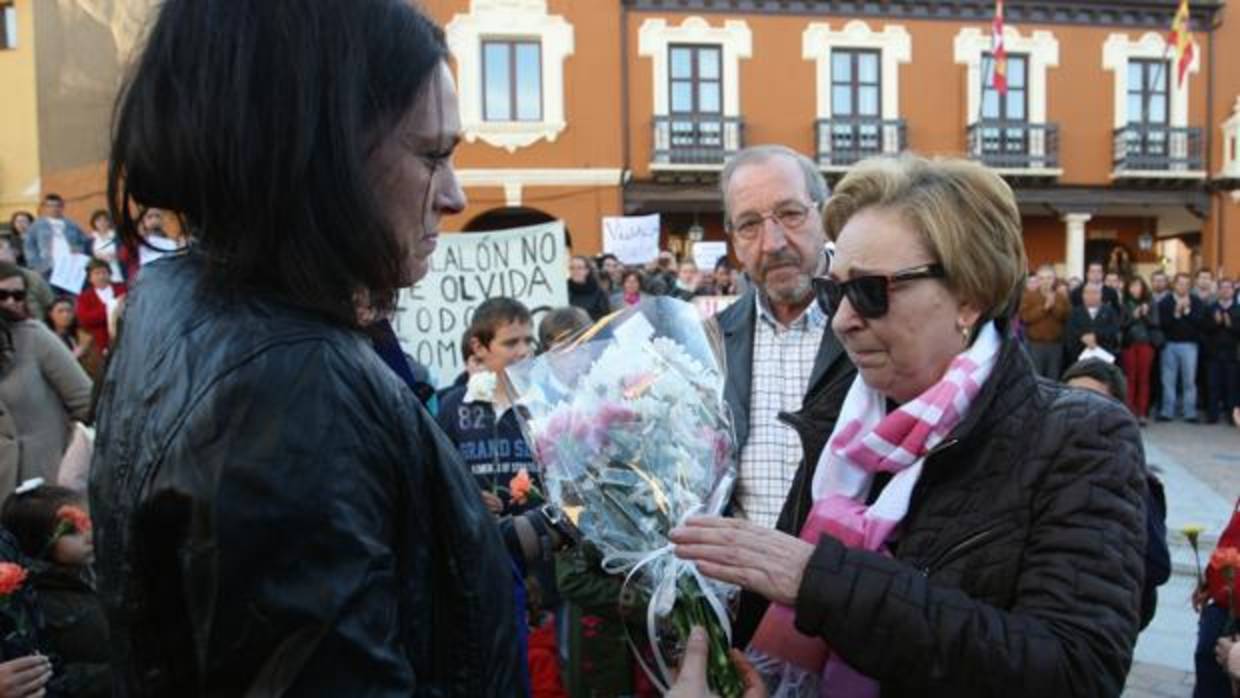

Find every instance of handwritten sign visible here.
[602,214,660,265]
[691,241,728,273]
[395,221,568,386]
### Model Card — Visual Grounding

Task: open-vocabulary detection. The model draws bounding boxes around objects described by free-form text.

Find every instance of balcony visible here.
[651,115,744,170]
[1113,124,1205,179]
[815,117,907,170]
[966,121,1061,177]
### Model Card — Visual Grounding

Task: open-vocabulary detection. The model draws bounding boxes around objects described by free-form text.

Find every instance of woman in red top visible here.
[75,259,126,353]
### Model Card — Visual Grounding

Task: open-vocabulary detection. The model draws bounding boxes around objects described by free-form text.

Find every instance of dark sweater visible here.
[1065,304,1122,359]
[1158,293,1210,344]
[435,385,541,516]
[567,277,612,321]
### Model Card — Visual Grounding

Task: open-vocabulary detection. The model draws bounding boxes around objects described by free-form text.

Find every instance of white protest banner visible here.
[50,253,91,294]
[693,295,740,319]
[691,241,728,273]
[395,221,568,386]
[602,214,660,265]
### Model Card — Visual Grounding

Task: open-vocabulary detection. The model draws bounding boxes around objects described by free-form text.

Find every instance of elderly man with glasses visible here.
[714,146,856,651]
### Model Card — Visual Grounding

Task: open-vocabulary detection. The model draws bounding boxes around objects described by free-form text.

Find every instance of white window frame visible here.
[954,26,1059,175]
[2,3,17,50]
[445,0,573,153]
[1221,96,1240,181]
[802,21,911,127]
[1102,31,1198,131]
[954,26,1058,127]
[638,16,751,170]
[1102,31,1202,177]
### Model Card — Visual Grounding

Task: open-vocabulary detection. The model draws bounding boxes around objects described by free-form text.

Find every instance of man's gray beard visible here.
[762,273,813,307]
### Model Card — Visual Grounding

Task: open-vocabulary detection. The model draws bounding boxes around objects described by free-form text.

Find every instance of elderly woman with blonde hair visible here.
[672,155,1147,697]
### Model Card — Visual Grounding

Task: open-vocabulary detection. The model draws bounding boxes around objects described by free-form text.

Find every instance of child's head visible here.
[468,297,534,374]
[1,484,93,566]
[537,306,591,354]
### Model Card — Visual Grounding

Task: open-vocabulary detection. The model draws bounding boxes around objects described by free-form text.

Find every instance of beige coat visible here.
[0,320,93,497]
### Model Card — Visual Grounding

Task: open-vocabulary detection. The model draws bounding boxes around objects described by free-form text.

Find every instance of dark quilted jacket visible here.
[90,253,522,697]
[752,332,1147,697]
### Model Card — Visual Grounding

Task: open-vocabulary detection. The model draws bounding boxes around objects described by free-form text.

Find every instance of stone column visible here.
[1062,212,1091,280]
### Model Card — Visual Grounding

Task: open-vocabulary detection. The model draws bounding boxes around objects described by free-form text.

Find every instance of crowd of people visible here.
[0,1,1234,697]
[565,249,743,322]
[1019,261,1240,426]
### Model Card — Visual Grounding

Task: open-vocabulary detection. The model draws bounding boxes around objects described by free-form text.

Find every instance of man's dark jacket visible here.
[1065,303,1122,360]
[90,254,522,696]
[737,328,1147,697]
[715,288,854,462]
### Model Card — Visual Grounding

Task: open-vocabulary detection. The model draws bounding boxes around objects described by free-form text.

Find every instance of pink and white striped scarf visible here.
[750,322,1001,697]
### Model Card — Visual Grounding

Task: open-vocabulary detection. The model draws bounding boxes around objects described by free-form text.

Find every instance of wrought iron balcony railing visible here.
[1113,124,1204,173]
[966,120,1060,171]
[652,114,744,166]
[815,117,907,168]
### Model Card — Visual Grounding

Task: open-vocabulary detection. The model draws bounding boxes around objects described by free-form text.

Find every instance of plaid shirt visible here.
[735,294,827,529]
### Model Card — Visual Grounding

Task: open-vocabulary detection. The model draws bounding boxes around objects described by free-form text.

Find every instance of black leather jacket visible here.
[745,331,1147,697]
[90,254,522,696]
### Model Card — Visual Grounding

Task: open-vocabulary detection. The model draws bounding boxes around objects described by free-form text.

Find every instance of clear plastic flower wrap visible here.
[505,297,744,696]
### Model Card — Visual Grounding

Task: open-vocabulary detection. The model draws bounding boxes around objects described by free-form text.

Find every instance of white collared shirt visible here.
[735,294,827,529]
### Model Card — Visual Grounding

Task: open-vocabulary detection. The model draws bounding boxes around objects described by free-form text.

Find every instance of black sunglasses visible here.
[0,290,26,302]
[813,264,945,319]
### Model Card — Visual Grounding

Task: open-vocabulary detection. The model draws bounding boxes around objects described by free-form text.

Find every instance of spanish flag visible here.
[991,0,1008,95]
[1167,0,1195,87]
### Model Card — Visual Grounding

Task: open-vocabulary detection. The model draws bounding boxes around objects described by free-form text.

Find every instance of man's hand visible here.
[0,655,51,698]
[1082,332,1098,349]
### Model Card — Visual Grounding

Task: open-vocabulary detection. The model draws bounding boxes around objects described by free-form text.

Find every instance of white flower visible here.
[464,371,498,405]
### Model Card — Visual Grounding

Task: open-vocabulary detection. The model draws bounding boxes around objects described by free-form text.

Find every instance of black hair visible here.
[621,269,645,289]
[86,258,111,275]
[1062,359,1128,405]
[460,326,476,363]
[107,0,449,327]
[44,296,79,340]
[469,297,532,349]
[1124,275,1151,304]
[537,306,591,352]
[89,209,111,229]
[1,484,83,560]
[7,211,33,232]
[42,194,64,205]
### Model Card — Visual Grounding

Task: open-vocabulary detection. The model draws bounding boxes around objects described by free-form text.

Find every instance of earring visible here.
[960,325,971,342]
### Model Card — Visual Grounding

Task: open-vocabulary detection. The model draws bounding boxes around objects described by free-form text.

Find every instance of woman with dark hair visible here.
[91,2,521,696]
[87,210,124,284]
[44,297,102,379]
[567,255,611,321]
[611,269,648,310]
[1121,275,1159,424]
[3,212,33,268]
[75,259,125,355]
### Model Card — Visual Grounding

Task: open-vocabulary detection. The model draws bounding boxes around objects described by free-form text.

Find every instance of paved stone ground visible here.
[1122,421,1240,698]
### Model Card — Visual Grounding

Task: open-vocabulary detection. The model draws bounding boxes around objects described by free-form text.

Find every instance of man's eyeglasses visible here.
[812,264,945,319]
[729,202,813,241]
[0,290,26,302]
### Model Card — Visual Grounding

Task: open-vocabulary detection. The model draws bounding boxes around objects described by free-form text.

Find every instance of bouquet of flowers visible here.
[505,297,743,696]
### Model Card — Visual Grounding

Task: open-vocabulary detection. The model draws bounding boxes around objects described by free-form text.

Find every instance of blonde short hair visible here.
[823,155,1027,320]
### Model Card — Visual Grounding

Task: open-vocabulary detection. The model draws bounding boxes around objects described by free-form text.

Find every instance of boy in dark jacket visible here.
[436,297,540,515]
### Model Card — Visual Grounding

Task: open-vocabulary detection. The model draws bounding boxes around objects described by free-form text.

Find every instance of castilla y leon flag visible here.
[1167,0,1195,87]
[991,0,1008,95]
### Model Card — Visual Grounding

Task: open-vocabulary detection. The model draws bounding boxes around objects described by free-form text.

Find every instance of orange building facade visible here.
[424,0,1240,279]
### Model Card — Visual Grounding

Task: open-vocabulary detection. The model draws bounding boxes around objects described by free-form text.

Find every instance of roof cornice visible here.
[623,0,1224,31]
